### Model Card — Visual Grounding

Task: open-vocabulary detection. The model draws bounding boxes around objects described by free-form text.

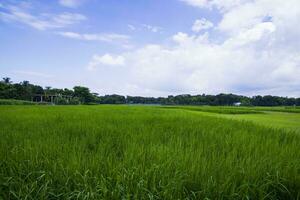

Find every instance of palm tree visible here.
[22,80,30,86]
[45,86,52,96]
[2,77,12,84]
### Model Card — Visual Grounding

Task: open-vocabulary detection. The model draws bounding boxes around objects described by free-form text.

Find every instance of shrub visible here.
[0,99,36,105]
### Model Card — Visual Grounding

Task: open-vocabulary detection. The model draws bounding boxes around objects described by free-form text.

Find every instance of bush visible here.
[0,99,37,105]
[69,97,81,105]
[54,97,69,105]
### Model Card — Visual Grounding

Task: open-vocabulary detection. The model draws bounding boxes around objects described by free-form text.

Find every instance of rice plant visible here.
[0,105,299,199]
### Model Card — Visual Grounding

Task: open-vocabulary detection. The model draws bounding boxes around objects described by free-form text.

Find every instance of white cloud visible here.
[0,3,86,30]
[192,18,214,32]
[56,31,82,39]
[224,22,276,47]
[57,32,132,48]
[172,32,209,45]
[52,13,86,26]
[142,24,162,33]
[128,24,136,31]
[88,54,125,70]
[57,31,130,42]
[180,0,250,10]
[86,0,300,96]
[128,24,162,33]
[59,0,85,8]
[172,32,190,43]
[180,0,209,8]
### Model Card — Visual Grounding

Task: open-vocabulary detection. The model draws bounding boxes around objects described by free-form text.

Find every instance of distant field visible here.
[249,106,300,114]
[163,105,300,114]
[167,106,300,133]
[0,105,299,199]
[161,106,262,114]
[223,112,300,133]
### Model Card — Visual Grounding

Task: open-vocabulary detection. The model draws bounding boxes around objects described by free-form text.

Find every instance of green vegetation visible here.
[0,105,299,199]
[162,106,262,114]
[167,106,300,133]
[163,105,300,114]
[0,99,37,105]
[225,112,300,133]
[171,106,300,133]
[250,106,300,113]
[1,77,300,106]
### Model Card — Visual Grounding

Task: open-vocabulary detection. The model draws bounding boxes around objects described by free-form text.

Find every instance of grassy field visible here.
[0,105,300,199]
[224,112,300,133]
[161,106,262,114]
[163,105,300,114]
[168,106,300,133]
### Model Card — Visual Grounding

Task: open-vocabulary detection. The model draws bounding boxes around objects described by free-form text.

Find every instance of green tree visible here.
[54,96,68,105]
[2,77,12,84]
[73,86,93,104]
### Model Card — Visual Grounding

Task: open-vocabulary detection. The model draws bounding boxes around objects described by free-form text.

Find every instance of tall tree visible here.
[2,77,12,84]
[73,86,93,104]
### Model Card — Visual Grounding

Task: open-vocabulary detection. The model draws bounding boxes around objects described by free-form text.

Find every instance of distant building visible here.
[233,102,242,106]
[32,94,73,104]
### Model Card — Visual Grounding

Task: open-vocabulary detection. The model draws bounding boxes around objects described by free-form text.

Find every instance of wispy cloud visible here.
[142,24,162,33]
[180,0,245,10]
[127,23,163,33]
[56,31,131,47]
[59,0,86,8]
[127,24,136,31]
[0,3,86,30]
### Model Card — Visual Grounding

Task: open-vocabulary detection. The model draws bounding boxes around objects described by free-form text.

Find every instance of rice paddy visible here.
[0,105,299,199]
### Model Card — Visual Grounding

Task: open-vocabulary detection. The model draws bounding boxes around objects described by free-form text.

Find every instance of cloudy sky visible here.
[1,0,300,97]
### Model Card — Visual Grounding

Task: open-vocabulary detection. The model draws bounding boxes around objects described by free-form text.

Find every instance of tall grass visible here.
[0,105,299,199]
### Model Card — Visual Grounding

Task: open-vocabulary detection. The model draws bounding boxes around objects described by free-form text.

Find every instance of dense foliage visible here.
[1,77,299,106]
[0,99,37,105]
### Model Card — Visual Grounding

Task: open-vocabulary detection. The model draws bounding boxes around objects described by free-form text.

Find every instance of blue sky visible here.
[1,0,300,97]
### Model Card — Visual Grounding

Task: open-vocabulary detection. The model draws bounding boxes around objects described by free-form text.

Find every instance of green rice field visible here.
[0,105,299,199]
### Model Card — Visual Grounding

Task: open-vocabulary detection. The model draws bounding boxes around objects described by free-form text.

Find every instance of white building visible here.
[233,102,242,106]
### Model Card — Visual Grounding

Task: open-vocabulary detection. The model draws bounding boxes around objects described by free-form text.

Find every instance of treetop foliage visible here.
[1,77,299,106]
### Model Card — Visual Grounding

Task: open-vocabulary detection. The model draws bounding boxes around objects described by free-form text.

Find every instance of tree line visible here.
[1,77,299,106]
